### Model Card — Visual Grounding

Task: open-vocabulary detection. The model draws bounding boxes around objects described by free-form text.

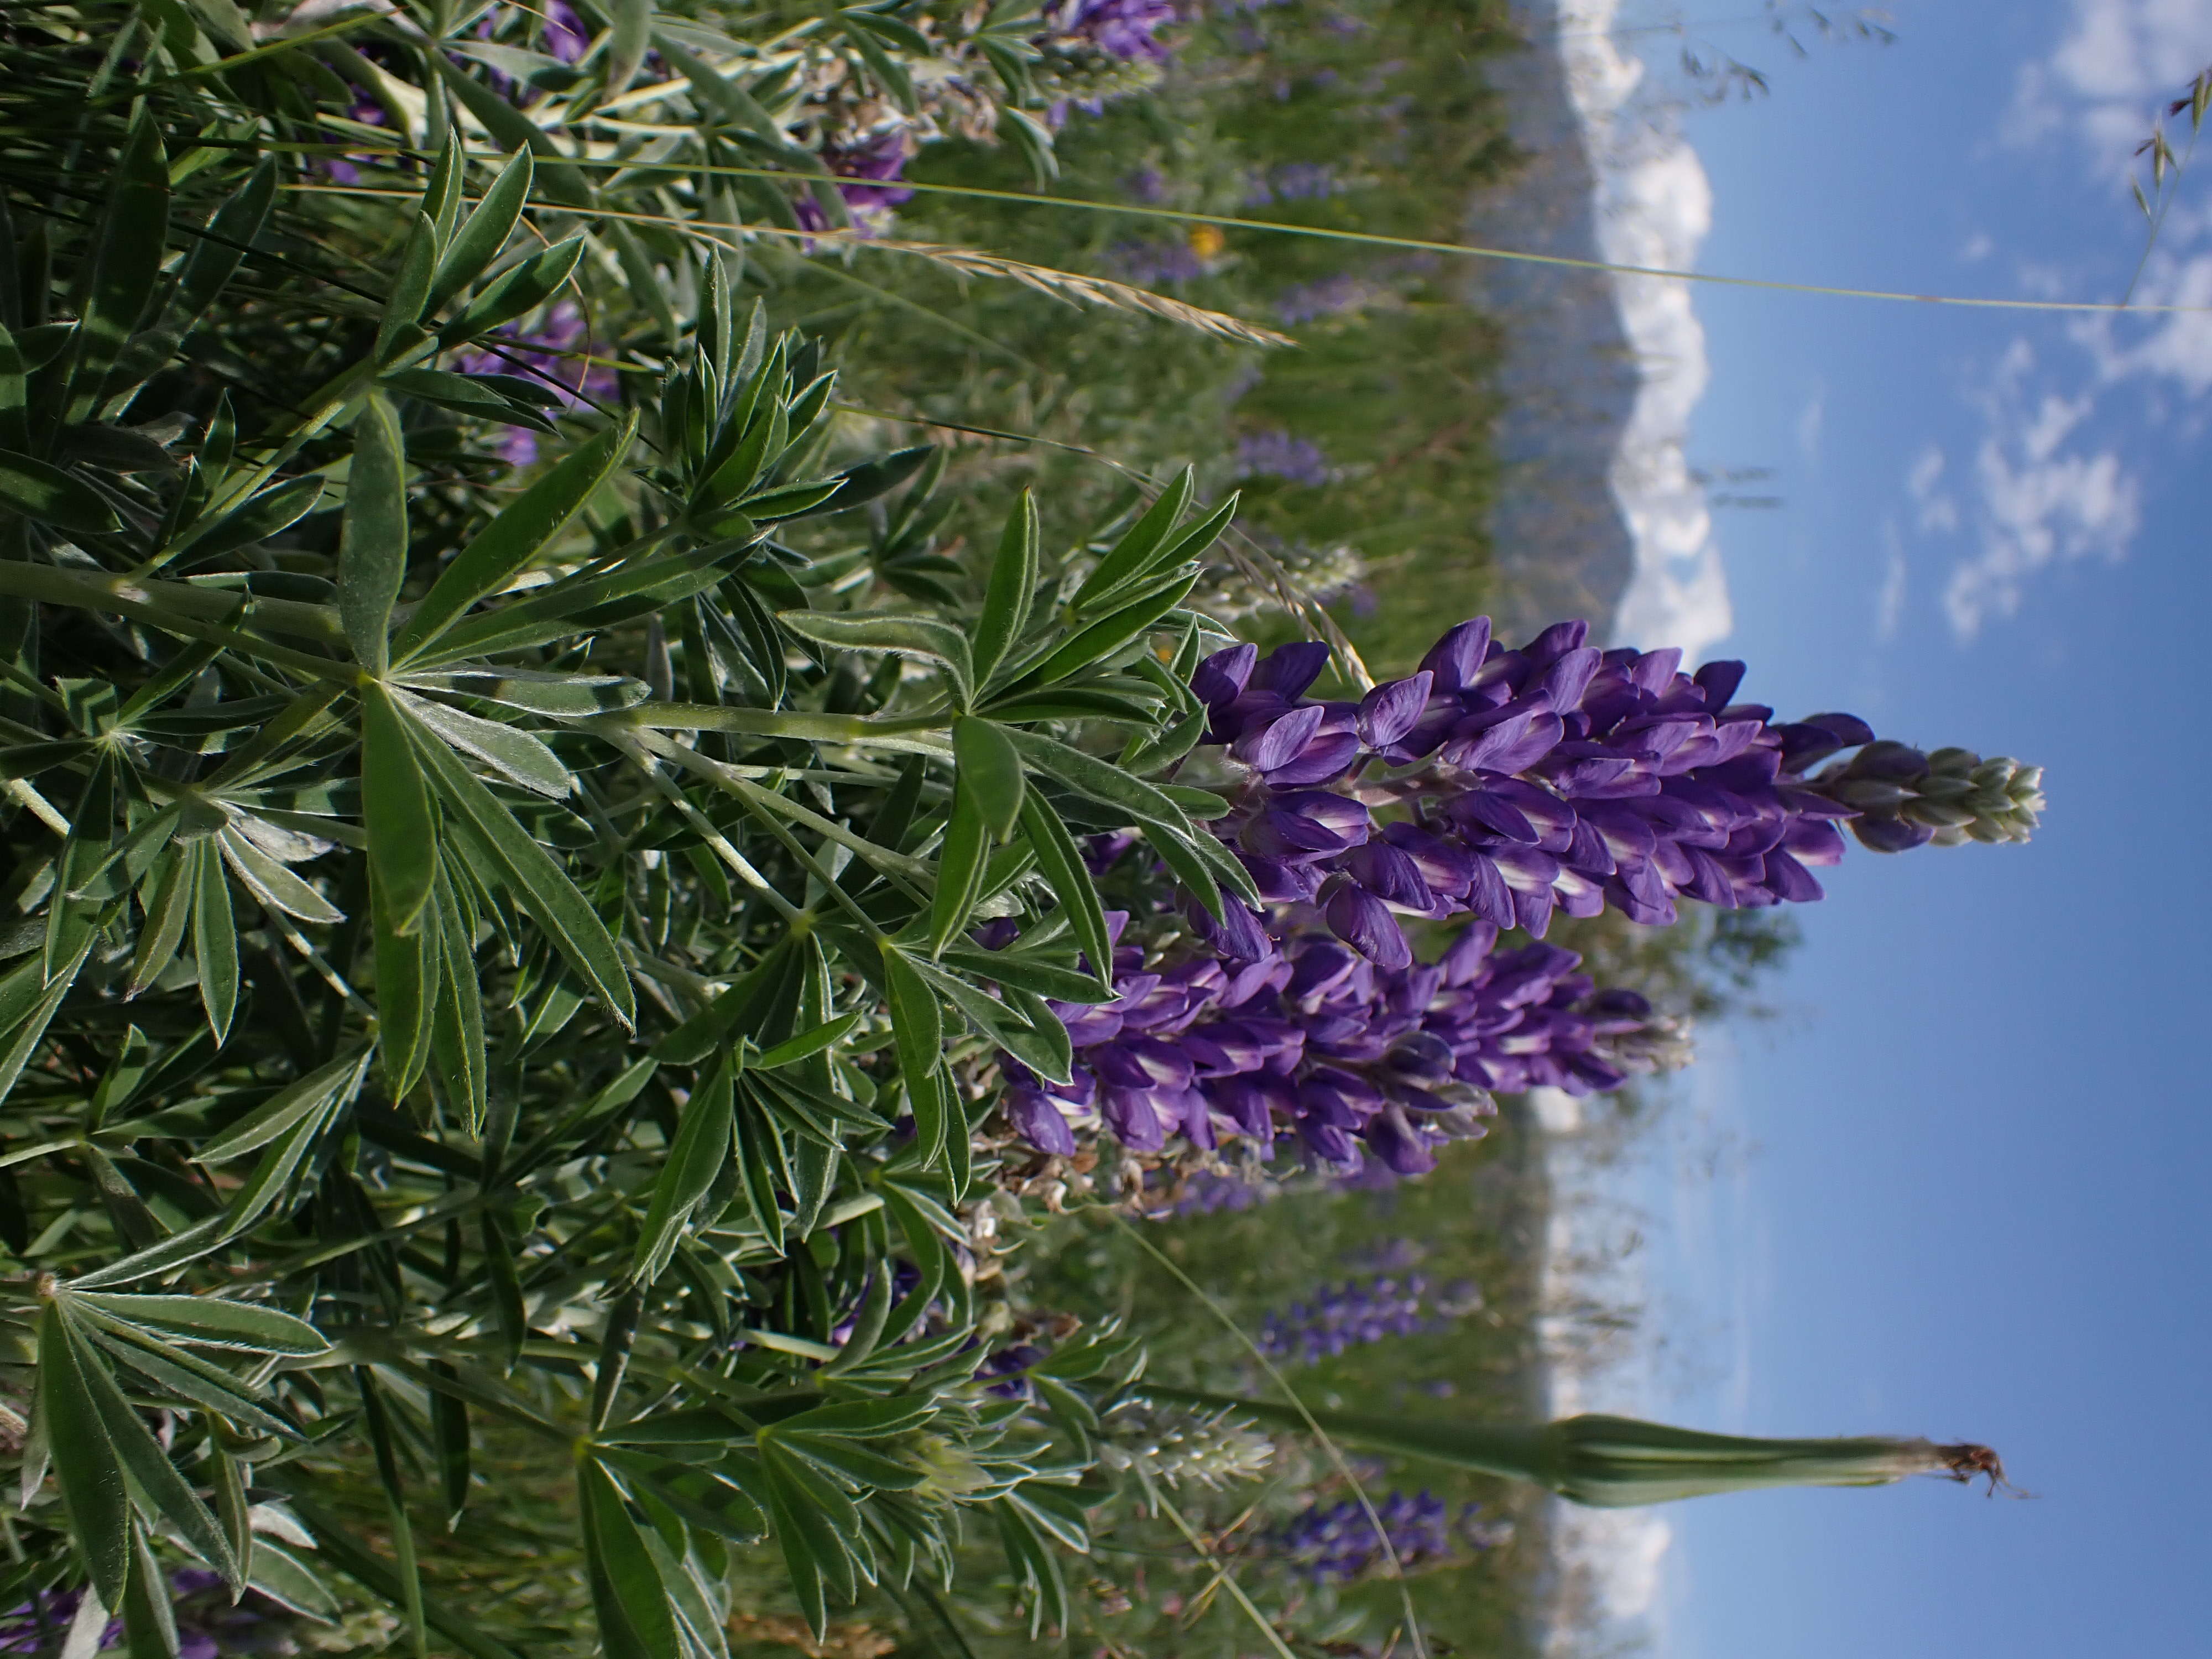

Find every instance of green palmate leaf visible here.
[178,474,325,562]
[1070,466,1193,612]
[361,682,438,936]
[374,902,439,1099]
[881,946,946,1165]
[66,1293,328,1355]
[248,1542,340,1623]
[394,413,637,659]
[216,1053,371,1238]
[653,937,797,1065]
[1022,568,1201,688]
[820,444,933,515]
[0,446,120,535]
[395,667,648,716]
[196,1048,373,1165]
[66,113,167,419]
[424,148,534,319]
[218,827,343,924]
[0,938,92,1107]
[339,393,408,675]
[374,214,438,364]
[579,1460,683,1659]
[1000,727,1193,835]
[754,1012,862,1070]
[129,849,192,997]
[1014,791,1114,990]
[972,489,1039,687]
[418,536,745,665]
[428,864,487,1133]
[408,723,634,1025]
[927,786,989,958]
[442,237,588,345]
[777,611,973,707]
[121,1519,181,1659]
[63,1309,242,1592]
[430,1361,471,1531]
[188,837,238,1044]
[952,717,1025,842]
[994,1498,1070,1638]
[632,1047,735,1286]
[35,1305,132,1606]
[937,946,1114,1006]
[397,688,570,797]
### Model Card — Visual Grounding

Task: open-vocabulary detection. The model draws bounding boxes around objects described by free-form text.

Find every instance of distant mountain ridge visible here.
[1469,0,1734,663]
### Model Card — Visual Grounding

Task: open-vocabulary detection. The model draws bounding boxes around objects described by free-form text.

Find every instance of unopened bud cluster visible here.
[1809,742,2044,852]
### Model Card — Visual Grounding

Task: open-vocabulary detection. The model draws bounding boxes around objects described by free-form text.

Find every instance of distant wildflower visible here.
[1232,430,1331,486]
[1107,239,1210,285]
[1258,1268,1481,1364]
[1269,1490,1498,1582]
[1047,0,1179,62]
[541,0,590,65]
[1274,274,1379,325]
[794,129,917,237]
[450,300,618,468]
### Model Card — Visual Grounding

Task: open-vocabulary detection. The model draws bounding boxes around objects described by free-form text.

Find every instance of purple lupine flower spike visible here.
[1183,613,2030,968]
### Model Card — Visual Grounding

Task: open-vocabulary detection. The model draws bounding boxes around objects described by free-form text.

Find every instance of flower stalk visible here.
[1140,1385,2007,1507]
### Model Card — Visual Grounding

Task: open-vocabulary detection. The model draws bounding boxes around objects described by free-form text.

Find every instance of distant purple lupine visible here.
[1232,430,1331,486]
[794,129,917,236]
[1107,239,1210,285]
[450,300,618,467]
[1048,0,1179,61]
[1270,1490,1496,1582]
[1274,274,1376,325]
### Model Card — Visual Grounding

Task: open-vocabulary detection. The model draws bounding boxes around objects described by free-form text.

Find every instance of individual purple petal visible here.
[1209,1073,1291,1138]
[1183,893,1274,962]
[1238,852,1324,901]
[1324,883,1413,969]
[1006,1088,1079,1156]
[1346,842,1432,909]
[1264,731,1364,786]
[1693,659,1746,708]
[1519,621,1590,670]
[1193,642,1258,707]
[1251,640,1332,700]
[1628,646,1682,693]
[1417,618,1492,691]
[1233,702,1326,771]
[1763,849,1824,902]
[1364,1105,1437,1176]
[1379,822,1475,898]
[1535,645,1601,712]
[1102,1087,1168,1151]
[1437,920,1500,984]
[1781,817,1847,865]
[1358,672,1433,749]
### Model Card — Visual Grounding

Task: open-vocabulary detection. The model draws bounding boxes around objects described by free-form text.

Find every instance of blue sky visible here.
[1611,2,2212,1656]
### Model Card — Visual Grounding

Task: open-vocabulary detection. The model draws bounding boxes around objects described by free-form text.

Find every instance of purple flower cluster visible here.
[1259,1271,1453,1364]
[1,1572,283,1659]
[1048,0,1179,62]
[1274,274,1377,325]
[1243,162,1342,205]
[1188,615,1871,969]
[1269,1490,1494,1583]
[794,130,917,237]
[1107,239,1211,286]
[1232,430,1331,486]
[1003,919,1672,1175]
[451,300,619,467]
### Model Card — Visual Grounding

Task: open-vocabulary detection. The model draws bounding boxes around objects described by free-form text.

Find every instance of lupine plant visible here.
[0,7,2041,1655]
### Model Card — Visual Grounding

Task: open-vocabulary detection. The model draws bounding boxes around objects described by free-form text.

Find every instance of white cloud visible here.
[1939,356,2140,639]
[1907,444,1959,532]
[2009,0,2210,171]
[1796,380,1826,461]
[1876,523,1908,641]
[1960,231,1996,262]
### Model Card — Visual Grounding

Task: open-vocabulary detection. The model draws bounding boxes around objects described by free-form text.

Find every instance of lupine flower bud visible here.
[1096,1400,1276,1490]
[1807,741,2045,851]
